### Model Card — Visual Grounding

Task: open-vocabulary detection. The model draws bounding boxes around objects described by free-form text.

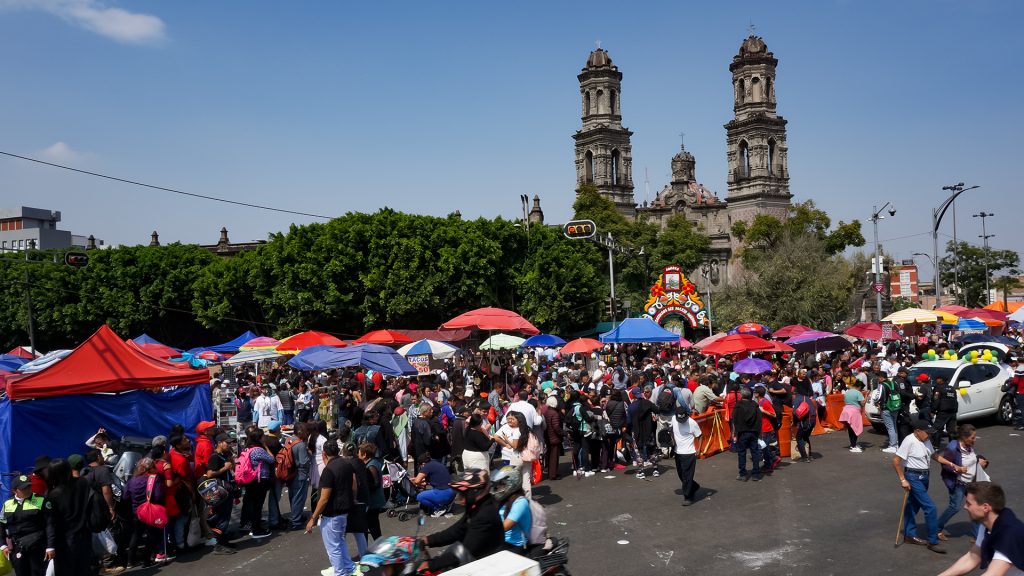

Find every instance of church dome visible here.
[738,35,767,56]
[585,48,615,69]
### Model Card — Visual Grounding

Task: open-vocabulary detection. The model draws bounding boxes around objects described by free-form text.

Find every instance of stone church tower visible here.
[573,48,636,218]
[724,35,792,230]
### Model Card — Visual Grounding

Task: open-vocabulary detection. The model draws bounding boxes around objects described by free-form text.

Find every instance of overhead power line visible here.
[0,150,335,220]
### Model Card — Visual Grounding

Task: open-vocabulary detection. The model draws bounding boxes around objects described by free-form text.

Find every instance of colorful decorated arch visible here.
[642,265,709,335]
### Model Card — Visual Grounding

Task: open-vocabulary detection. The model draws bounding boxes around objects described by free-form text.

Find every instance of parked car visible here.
[866,359,1016,432]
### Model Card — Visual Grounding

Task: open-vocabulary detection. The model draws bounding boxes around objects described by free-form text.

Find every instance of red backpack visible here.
[275,439,301,482]
[793,398,812,420]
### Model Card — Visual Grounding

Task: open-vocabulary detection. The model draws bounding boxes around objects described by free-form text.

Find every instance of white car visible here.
[865,359,1016,431]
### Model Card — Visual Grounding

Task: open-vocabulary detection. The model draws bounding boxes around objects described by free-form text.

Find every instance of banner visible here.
[408,354,431,375]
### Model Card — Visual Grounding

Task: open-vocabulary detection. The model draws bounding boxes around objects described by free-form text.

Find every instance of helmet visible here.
[449,468,490,499]
[489,465,523,502]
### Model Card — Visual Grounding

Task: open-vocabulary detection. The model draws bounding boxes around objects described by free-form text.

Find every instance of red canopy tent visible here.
[6,347,37,359]
[127,339,180,360]
[6,325,207,400]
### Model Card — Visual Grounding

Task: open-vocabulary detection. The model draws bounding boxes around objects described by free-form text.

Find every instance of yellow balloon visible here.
[970,350,979,359]
[971,357,978,363]
[950,355,958,361]
[928,349,937,356]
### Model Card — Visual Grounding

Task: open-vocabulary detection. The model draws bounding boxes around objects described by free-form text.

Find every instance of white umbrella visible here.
[222,349,283,365]
[397,339,459,359]
[480,333,525,350]
[1010,307,1024,323]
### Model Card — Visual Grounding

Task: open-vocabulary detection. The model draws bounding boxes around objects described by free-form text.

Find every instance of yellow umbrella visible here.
[881,308,940,325]
[934,310,960,325]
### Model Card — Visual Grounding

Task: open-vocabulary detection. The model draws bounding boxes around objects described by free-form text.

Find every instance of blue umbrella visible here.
[733,357,772,374]
[522,334,567,347]
[288,345,346,370]
[289,343,417,376]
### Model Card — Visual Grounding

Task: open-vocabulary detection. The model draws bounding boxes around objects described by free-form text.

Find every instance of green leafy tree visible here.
[992,275,1023,310]
[939,241,1020,307]
[891,297,916,312]
[734,200,865,260]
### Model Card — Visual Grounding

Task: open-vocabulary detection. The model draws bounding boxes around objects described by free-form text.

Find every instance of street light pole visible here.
[934,184,980,307]
[23,240,36,355]
[912,252,935,307]
[700,260,718,337]
[870,203,896,321]
[973,211,994,304]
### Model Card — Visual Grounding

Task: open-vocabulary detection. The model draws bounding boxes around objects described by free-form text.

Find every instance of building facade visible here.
[572,35,793,288]
[0,207,73,252]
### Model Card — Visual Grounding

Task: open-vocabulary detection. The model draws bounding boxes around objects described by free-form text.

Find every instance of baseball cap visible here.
[267,420,281,432]
[916,373,930,382]
[196,421,217,434]
[12,475,32,491]
[911,417,936,434]
[214,433,231,444]
[67,454,85,471]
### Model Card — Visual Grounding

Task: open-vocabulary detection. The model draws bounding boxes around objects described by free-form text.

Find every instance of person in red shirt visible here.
[755,385,780,473]
[193,421,218,478]
[29,455,50,496]
[1012,366,1024,431]
[167,435,196,553]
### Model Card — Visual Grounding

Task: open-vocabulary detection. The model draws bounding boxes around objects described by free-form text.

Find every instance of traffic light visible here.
[606,296,616,320]
[615,297,625,319]
[64,252,89,268]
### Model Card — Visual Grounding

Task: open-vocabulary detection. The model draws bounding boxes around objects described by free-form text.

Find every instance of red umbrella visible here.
[938,304,969,314]
[355,329,414,346]
[844,322,883,341]
[773,324,813,339]
[275,331,347,354]
[701,334,773,356]
[441,307,540,335]
[559,338,604,355]
[955,308,1007,322]
[762,340,795,353]
[730,323,772,336]
[678,337,694,348]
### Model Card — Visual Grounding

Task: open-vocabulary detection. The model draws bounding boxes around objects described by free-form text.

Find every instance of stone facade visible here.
[573,35,793,288]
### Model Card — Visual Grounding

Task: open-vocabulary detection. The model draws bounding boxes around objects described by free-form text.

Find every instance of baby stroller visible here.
[383,458,420,521]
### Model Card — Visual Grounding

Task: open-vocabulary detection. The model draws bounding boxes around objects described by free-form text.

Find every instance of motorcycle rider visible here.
[417,469,504,572]
[490,466,532,553]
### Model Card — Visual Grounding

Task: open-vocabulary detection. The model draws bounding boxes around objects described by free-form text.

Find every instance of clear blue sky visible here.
[0,0,1019,280]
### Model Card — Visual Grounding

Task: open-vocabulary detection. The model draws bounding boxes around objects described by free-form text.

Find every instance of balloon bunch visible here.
[969,349,998,364]
[922,348,942,361]
[941,350,959,361]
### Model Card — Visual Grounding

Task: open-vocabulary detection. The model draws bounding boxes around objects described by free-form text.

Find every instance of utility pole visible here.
[870,203,896,321]
[933,184,980,307]
[973,211,995,304]
[24,240,36,355]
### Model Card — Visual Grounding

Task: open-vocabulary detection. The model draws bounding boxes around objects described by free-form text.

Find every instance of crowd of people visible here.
[2,332,1023,575]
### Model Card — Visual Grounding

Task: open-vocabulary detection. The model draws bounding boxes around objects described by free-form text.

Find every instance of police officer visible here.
[894,367,916,442]
[931,376,958,448]
[913,373,933,423]
[0,475,55,576]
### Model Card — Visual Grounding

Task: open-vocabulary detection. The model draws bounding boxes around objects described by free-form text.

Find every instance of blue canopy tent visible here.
[196,330,258,352]
[288,343,417,376]
[287,345,343,371]
[131,333,180,350]
[0,355,28,373]
[599,318,680,343]
[955,318,988,332]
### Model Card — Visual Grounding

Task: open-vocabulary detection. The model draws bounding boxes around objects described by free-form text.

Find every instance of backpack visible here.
[85,484,111,533]
[656,387,675,413]
[234,447,260,485]
[527,498,548,546]
[275,439,301,482]
[568,404,592,436]
[352,424,383,458]
[883,381,902,412]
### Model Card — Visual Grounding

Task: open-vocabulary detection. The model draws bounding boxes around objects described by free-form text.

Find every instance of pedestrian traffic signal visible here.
[606,297,616,320]
[64,252,89,268]
[562,219,597,239]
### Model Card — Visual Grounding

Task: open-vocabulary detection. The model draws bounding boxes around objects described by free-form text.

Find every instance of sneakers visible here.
[882,446,898,454]
[204,537,218,547]
[751,474,762,482]
[635,471,645,479]
[154,554,170,564]
[583,470,595,477]
[431,509,447,518]
[249,531,271,539]
[651,469,660,477]
[213,545,237,555]
[599,469,610,474]
[850,446,863,453]
[736,474,748,482]
[681,499,694,507]
[321,569,335,576]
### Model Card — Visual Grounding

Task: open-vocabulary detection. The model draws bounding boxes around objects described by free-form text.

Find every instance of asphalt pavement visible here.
[149,421,1023,576]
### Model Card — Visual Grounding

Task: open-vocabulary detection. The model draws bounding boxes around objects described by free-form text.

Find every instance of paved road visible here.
[151,422,1023,575]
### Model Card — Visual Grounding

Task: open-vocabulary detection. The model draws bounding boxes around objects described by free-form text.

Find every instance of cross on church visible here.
[679,132,686,150]
[595,39,602,49]
[748,22,756,35]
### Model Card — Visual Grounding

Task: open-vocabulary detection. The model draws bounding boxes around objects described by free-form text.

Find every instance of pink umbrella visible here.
[678,337,694,348]
[441,307,540,335]
[773,324,813,339]
[560,338,604,354]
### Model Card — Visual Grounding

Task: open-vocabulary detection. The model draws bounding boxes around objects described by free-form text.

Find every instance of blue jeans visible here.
[267,478,283,526]
[288,475,309,529]
[169,514,186,548]
[208,497,233,543]
[735,432,761,476]
[881,410,899,448]
[1015,393,1024,427]
[320,514,354,575]
[761,431,778,470]
[937,482,979,534]
[903,470,939,544]
[416,487,455,512]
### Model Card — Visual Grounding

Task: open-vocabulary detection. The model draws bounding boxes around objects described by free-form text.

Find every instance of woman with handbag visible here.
[461,414,493,473]
[492,411,533,498]
[125,458,166,567]
[604,390,628,471]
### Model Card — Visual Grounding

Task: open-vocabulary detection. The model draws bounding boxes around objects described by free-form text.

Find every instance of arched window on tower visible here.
[584,92,591,116]
[767,138,776,176]
[609,89,616,114]
[765,77,773,102]
[737,79,745,104]
[585,150,595,183]
[739,141,750,178]
[611,149,620,185]
[596,90,604,114]
[751,77,761,101]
